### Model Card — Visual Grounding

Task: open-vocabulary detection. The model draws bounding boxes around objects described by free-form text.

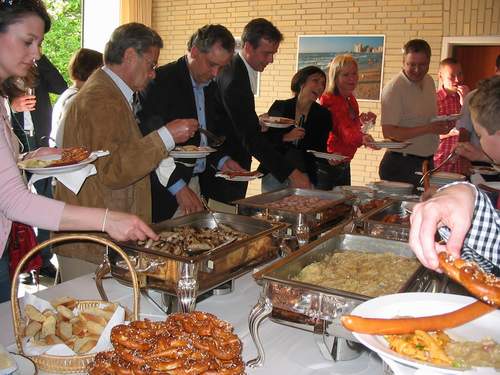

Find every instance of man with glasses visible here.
[139,24,246,221]
[55,23,198,280]
[379,39,454,187]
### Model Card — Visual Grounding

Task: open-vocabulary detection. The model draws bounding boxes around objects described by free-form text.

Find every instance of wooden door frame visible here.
[441,36,500,59]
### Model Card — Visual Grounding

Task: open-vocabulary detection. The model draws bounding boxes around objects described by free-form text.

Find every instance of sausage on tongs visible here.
[341,253,499,335]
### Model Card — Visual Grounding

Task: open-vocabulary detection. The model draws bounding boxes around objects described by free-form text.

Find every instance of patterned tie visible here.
[132,92,141,124]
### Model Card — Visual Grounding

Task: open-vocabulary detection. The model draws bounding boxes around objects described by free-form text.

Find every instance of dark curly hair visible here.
[0,0,51,33]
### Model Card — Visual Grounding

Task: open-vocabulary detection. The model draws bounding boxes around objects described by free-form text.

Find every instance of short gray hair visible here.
[104,23,163,65]
[187,24,235,54]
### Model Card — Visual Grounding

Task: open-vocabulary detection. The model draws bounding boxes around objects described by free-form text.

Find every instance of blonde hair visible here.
[326,54,358,94]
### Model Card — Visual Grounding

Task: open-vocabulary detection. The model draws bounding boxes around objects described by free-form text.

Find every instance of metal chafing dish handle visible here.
[115,255,165,273]
[246,290,273,368]
[177,262,198,312]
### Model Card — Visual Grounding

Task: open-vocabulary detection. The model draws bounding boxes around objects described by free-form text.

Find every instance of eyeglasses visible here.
[140,54,157,72]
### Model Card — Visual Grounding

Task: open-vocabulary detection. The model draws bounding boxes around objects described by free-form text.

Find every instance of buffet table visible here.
[0,272,383,374]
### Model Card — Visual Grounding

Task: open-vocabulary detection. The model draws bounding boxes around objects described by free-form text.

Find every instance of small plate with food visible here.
[18,147,97,175]
[215,170,263,181]
[366,140,411,149]
[170,146,216,159]
[431,114,462,123]
[345,293,500,374]
[261,116,296,128]
[307,150,347,161]
[471,166,499,176]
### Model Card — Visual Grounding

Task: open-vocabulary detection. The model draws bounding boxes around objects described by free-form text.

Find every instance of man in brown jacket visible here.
[55,23,198,280]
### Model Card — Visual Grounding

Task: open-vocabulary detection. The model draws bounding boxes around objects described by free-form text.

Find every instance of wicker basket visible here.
[10,234,140,373]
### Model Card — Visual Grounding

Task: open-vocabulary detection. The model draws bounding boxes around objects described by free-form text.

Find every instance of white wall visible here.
[82,0,120,52]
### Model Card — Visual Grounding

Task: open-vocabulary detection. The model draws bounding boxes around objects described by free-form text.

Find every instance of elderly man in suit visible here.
[139,24,245,221]
[55,23,198,280]
[204,18,311,206]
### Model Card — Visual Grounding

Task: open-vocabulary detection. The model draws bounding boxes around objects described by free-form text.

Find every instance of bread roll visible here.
[25,304,45,323]
[24,321,42,337]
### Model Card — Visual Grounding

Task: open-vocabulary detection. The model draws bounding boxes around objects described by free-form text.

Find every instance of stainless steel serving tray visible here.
[247,232,434,365]
[233,188,354,239]
[358,200,413,241]
[109,211,286,297]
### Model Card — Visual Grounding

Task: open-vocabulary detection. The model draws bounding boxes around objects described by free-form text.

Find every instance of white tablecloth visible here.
[0,272,383,374]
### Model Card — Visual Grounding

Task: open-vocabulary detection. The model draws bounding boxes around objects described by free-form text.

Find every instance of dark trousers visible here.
[315,161,351,190]
[379,151,433,188]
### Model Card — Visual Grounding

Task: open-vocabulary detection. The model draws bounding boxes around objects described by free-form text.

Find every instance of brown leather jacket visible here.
[54,69,168,264]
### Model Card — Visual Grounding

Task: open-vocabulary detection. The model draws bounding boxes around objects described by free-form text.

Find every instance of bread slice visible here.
[24,321,42,337]
[45,334,63,345]
[50,296,77,310]
[73,336,98,354]
[80,312,107,327]
[56,305,74,320]
[56,321,73,341]
[25,304,45,323]
[41,315,56,338]
[85,321,104,336]
[72,319,87,337]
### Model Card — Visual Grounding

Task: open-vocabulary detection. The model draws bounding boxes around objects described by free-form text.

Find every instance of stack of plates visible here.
[372,180,414,196]
[429,171,466,187]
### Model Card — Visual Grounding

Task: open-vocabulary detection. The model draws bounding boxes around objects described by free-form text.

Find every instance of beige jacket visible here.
[54,69,168,264]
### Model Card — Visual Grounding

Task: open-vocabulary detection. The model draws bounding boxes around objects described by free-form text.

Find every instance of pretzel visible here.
[438,252,500,307]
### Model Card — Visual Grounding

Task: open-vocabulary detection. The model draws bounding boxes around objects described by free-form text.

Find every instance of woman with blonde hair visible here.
[318,54,378,189]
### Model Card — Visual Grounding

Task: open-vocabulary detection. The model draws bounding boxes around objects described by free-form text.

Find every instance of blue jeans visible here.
[0,247,11,303]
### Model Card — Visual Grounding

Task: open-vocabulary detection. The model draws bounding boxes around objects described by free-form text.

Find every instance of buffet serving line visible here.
[1,185,499,375]
[0,271,383,375]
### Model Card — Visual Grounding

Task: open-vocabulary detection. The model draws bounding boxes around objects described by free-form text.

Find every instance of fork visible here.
[198,128,225,147]
[418,150,456,185]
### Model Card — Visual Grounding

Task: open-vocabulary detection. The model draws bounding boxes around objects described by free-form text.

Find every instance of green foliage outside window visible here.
[43,0,82,94]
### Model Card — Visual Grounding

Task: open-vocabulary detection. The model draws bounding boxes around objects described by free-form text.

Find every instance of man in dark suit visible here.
[203,18,312,204]
[139,24,245,221]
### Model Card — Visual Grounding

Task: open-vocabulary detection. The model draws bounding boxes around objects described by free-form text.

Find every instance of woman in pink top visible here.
[0,0,157,302]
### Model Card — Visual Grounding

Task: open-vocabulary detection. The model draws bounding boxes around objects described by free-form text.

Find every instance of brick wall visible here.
[151,0,500,196]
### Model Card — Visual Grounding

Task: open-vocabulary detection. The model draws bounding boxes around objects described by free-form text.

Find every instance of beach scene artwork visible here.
[297,35,385,101]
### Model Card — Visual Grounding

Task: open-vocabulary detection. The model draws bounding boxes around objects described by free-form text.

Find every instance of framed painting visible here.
[297,35,385,101]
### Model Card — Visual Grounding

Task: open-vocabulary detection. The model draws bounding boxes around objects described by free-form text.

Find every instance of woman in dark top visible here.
[259,66,332,192]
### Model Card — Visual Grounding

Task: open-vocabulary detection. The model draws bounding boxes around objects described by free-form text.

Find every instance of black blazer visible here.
[138,56,222,221]
[200,54,295,203]
[260,97,332,185]
[12,55,67,149]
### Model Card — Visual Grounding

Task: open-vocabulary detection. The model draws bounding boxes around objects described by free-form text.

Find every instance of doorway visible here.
[441,36,500,89]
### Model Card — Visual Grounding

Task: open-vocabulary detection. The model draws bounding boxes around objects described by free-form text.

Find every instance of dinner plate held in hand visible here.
[261,116,295,128]
[307,150,347,161]
[471,166,499,176]
[351,293,500,374]
[430,113,462,122]
[215,171,263,182]
[170,147,216,159]
[19,154,98,175]
[367,141,411,149]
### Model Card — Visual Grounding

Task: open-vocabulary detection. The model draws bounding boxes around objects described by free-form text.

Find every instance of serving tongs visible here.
[198,128,225,147]
[418,150,456,185]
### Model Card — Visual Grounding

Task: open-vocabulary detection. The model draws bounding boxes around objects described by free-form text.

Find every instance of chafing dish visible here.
[105,212,285,312]
[247,232,437,367]
[356,200,414,241]
[233,188,353,246]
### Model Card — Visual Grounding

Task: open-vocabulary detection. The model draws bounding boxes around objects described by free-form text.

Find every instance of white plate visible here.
[471,166,499,176]
[170,147,216,159]
[261,116,295,128]
[307,150,347,161]
[431,114,462,123]
[482,181,500,190]
[19,154,98,175]
[432,171,466,180]
[215,171,263,181]
[367,141,411,149]
[351,293,500,374]
[10,353,36,375]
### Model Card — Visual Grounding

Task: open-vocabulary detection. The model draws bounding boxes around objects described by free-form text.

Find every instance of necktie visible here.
[132,92,141,124]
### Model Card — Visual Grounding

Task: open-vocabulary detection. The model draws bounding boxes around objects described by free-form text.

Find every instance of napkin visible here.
[27,150,109,195]
[155,156,176,187]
